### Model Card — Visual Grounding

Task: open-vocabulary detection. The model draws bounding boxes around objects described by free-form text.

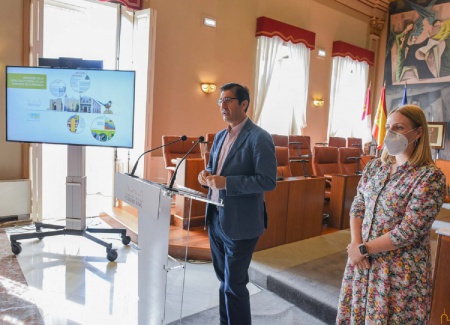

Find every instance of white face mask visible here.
[383,128,417,156]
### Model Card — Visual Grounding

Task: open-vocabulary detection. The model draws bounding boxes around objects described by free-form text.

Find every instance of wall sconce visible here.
[313,98,325,107]
[201,83,217,94]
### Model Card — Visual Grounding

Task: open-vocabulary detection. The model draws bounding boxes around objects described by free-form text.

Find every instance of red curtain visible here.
[255,16,315,50]
[98,0,142,10]
[332,41,374,66]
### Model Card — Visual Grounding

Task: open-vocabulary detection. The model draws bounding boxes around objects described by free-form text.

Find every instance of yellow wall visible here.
[0,0,24,180]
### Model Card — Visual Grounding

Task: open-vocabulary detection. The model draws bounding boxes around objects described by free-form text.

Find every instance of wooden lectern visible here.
[115,172,221,325]
[172,158,208,229]
[429,229,450,325]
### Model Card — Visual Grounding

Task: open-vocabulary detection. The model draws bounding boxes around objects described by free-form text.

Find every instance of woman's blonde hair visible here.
[381,104,434,166]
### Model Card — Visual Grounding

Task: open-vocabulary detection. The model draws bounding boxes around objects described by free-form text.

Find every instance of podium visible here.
[114,172,221,325]
[172,158,208,229]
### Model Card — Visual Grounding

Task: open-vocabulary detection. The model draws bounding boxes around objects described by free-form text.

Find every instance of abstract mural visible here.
[386,0,450,158]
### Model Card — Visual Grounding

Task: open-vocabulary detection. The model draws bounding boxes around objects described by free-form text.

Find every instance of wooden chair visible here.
[288,135,313,177]
[275,146,292,179]
[328,136,346,148]
[204,133,216,153]
[312,146,340,178]
[347,137,363,155]
[162,135,202,185]
[312,146,340,223]
[338,147,362,175]
[312,146,340,199]
[288,135,311,158]
[360,155,376,170]
[271,134,289,147]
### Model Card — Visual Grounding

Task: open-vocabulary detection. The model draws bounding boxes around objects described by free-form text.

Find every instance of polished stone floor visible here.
[1,217,259,324]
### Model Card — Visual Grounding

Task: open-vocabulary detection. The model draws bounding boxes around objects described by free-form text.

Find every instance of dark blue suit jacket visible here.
[205,119,277,240]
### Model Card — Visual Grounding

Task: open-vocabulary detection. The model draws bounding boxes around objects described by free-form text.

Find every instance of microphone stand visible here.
[168,136,204,189]
[347,156,362,175]
[128,135,187,178]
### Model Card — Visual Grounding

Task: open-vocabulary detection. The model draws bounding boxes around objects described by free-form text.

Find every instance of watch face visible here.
[359,244,368,255]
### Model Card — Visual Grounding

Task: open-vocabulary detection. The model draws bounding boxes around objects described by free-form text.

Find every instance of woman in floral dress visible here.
[336,105,446,324]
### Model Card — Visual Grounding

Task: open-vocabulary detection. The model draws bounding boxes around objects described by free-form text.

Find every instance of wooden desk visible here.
[256,176,326,251]
[429,231,450,325]
[173,158,207,229]
[328,174,360,229]
[256,179,289,250]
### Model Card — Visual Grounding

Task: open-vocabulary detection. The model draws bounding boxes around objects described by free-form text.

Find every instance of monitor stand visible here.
[9,145,131,261]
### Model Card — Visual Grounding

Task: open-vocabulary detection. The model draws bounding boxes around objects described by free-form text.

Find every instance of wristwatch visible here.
[359,243,369,257]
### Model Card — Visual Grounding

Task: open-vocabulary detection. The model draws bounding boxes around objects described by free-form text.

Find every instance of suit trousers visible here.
[208,206,259,325]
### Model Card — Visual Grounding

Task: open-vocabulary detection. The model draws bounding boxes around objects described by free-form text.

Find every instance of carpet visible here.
[266,250,347,324]
[166,289,327,325]
[0,229,44,324]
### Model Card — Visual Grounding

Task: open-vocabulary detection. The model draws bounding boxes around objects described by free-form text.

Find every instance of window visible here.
[327,56,369,141]
[254,37,310,135]
[30,0,153,221]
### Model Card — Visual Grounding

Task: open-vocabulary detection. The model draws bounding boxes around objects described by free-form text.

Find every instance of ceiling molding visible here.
[335,0,390,19]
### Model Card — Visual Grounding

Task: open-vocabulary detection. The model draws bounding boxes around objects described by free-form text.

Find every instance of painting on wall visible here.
[385,0,450,159]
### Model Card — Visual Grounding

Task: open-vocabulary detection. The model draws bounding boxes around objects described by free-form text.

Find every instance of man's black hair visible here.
[220,82,250,112]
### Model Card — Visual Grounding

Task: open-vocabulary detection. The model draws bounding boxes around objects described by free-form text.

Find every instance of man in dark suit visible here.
[198,82,277,324]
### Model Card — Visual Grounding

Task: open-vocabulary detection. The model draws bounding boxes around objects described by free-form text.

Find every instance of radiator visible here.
[0,179,31,220]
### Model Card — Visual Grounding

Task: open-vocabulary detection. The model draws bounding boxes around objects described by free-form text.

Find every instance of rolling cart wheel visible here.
[11,242,22,255]
[107,250,118,262]
[122,235,131,245]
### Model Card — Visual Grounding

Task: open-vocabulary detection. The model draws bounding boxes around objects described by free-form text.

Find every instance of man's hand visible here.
[206,175,226,190]
[198,170,212,187]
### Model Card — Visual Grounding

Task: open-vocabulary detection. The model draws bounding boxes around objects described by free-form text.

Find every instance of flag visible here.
[401,83,408,105]
[361,83,372,143]
[372,84,387,150]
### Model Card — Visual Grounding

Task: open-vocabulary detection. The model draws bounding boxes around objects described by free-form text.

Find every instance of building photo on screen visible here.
[6,66,136,148]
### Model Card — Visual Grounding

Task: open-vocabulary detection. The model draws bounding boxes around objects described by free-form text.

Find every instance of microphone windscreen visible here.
[181,135,187,141]
[199,136,205,142]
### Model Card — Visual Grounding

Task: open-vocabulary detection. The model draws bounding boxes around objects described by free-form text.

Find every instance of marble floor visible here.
[1,217,260,324]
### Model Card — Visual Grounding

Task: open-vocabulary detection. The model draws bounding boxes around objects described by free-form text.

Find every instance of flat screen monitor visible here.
[6,66,136,148]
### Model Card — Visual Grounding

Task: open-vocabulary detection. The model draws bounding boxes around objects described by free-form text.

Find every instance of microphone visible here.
[168,136,204,189]
[128,135,187,177]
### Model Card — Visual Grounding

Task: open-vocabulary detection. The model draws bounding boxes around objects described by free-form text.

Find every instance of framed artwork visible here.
[428,122,446,150]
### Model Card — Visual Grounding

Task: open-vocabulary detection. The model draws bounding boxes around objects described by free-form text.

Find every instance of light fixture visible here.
[313,98,325,107]
[317,48,326,58]
[202,16,217,29]
[201,83,217,94]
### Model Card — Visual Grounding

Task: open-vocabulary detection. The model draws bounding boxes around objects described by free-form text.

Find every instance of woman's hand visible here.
[347,242,370,269]
[354,257,371,270]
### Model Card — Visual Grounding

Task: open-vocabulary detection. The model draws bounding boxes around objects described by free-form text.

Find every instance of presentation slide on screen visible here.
[6,66,135,148]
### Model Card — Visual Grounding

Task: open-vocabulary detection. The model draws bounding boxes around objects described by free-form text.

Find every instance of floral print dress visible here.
[336,158,446,325]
